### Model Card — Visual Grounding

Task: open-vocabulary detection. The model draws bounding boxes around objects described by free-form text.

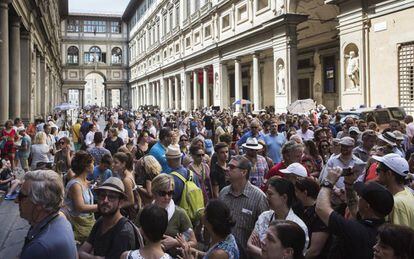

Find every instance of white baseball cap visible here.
[372,153,409,177]
[280,163,308,177]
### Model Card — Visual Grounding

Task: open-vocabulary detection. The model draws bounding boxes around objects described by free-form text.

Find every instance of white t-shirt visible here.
[297,129,314,141]
[118,128,129,143]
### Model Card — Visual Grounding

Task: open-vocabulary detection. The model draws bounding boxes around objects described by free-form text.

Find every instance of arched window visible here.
[111,47,122,64]
[67,46,79,64]
[89,46,101,62]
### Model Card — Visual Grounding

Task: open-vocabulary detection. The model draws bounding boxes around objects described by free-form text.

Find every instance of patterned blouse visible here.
[204,234,239,259]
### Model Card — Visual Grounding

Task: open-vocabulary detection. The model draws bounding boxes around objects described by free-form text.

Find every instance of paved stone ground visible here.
[0,199,29,259]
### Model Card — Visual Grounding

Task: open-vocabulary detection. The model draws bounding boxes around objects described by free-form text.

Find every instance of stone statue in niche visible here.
[345,50,360,89]
[276,0,285,15]
[214,72,219,99]
[276,64,286,95]
[181,80,185,99]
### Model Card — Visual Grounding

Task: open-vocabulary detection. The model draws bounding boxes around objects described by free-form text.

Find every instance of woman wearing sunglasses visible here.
[136,174,197,257]
[54,137,73,174]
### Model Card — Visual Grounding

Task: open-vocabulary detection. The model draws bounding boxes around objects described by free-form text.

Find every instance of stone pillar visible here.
[49,74,54,112]
[157,81,161,108]
[203,67,209,108]
[152,82,156,106]
[174,76,179,110]
[146,83,150,105]
[168,78,173,110]
[252,53,260,112]
[35,52,41,116]
[234,59,242,112]
[181,71,190,111]
[213,61,229,108]
[160,80,166,111]
[0,0,10,123]
[9,16,21,119]
[79,89,84,108]
[193,71,199,110]
[20,30,32,123]
[40,57,46,117]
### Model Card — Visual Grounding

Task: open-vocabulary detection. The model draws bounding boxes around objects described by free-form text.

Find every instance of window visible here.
[111,47,122,64]
[163,14,167,35]
[222,14,230,31]
[204,25,211,38]
[169,11,173,32]
[323,55,336,93]
[89,46,102,62]
[256,0,269,11]
[84,20,106,33]
[399,42,414,113]
[185,36,191,48]
[67,46,79,64]
[111,21,121,33]
[194,31,200,44]
[175,43,180,52]
[237,5,248,22]
[175,5,180,27]
[67,19,80,32]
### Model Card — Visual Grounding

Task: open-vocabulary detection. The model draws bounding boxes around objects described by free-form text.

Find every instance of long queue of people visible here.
[1,107,414,259]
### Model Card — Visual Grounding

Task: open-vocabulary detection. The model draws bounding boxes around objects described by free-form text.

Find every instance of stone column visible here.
[168,78,173,110]
[203,67,209,108]
[234,59,242,112]
[146,83,150,105]
[35,52,41,116]
[20,30,32,123]
[79,89,84,108]
[9,16,21,119]
[252,53,260,112]
[152,82,156,106]
[157,81,161,108]
[40,57,46,117]
[160,80,166,111]
[213,62,229,108]
[174,76,179,110]
[180,72,190,111]
[193,71,199,110]
[0,0,10,123]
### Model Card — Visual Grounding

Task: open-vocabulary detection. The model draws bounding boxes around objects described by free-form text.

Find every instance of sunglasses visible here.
[97,192,120,202]
[157,190,174,197]
[59,141,65,145]
[195,153,205,157]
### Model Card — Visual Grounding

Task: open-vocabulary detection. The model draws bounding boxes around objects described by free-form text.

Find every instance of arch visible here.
[84,73,105,107]
[89,46,102,62]
[67,46,79,64]
[111,47,122,64]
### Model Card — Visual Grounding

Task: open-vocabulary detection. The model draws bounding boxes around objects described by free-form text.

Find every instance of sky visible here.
[69,0,130,15]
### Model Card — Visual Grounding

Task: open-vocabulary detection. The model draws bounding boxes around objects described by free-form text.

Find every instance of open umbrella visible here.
[233,99,252,105]
[54,103,78,111]
[287,99,316,114]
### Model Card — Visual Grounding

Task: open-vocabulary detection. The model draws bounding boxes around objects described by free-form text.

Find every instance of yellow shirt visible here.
[390,188,414,229]
[72,123,81,143]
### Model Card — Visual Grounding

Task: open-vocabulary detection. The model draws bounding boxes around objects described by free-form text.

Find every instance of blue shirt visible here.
[165,165,201,204]
[264,133,286,164]
[21,214,77,259]
[149,142,170,172]
[88,166,113,185]
[236,131,265,147]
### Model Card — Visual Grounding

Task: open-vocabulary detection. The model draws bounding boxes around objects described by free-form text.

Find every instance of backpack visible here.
[171,170,205,223]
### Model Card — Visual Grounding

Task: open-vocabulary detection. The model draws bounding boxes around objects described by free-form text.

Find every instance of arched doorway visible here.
[84,73,105,107]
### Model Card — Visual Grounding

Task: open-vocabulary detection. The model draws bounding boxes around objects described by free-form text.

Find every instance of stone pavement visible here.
[0,199,29,259]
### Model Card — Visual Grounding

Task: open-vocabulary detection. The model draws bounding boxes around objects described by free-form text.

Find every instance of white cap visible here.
[372,153,409,177]
[349,126,361,134]
[280,163,308,177]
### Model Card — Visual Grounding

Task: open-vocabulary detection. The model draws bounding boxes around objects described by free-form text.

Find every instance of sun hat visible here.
[242,137,263,150]
[372,153,409,177]
[353,181,394,216]
[95,177,127,199]
[280,163,308,177]
[166,144,182,159]
[339,136,355,146]
[392,130,404,141]
[378,131,397,146]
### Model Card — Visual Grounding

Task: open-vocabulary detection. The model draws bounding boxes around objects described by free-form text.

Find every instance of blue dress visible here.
[204,234,239,259]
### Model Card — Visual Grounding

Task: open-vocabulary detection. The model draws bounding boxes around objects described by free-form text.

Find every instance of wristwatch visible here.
[321,180,334,189]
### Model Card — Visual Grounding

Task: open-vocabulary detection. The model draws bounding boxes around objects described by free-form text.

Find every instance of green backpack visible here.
[171,170,205,223]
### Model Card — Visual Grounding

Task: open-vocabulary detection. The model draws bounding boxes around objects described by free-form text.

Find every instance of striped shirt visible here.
[219,181,268,258]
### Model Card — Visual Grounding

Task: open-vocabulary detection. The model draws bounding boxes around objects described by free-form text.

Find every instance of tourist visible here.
[236,120,265,154]
[0,120,17,169]
[117,120,129,144]
[373,223,414,259]
[87,131,111,165]
[149,127,173,172]
[79,177,138,259]
[134,130,150,160]
[210,142,230,198]
[30,132,51,170]
[264,119,286,164]
[104,128,124,155]
[17,170,77,259]
[16,128,31,171]
[296,120,314,141]
[1,159,21,200]
[242,137,269,188]
[54,137,73,174]
[136,155,162,205]
[188,145,212,203]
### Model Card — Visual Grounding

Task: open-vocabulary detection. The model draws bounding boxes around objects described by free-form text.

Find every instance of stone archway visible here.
[84,73,106,107]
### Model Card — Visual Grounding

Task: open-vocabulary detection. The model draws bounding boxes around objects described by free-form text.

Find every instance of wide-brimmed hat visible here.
[95,177,127,199]
[393,130,404,141]
[378,131,397,146]
[166,144,182,159]
[242,137,263,150]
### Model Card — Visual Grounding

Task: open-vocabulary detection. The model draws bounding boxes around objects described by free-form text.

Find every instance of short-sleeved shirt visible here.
[104,137,124,155]
[301,205,330,256]
[219,182,268,255]
[17,135,31,158]
[87,217,137,259]
[149,142,169,172]
[390,188,414,229]
[248,155,269,188]
[88,166,113,185]
[210,162,229,192]
[20,214,77,259]
[327,211,383,259]
[264,133,286,164]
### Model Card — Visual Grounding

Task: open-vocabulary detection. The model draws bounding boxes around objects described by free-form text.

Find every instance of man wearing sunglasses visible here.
[79,177,139,259]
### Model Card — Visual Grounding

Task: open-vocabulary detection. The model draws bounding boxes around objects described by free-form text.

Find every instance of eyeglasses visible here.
[196,154,205,157]
[17,192,28,201]
[97,192,120,202]
[59,142,65,145]
[157,190,174,197]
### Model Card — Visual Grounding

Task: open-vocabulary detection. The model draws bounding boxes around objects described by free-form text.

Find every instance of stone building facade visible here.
[60,14,129,108]
[124,0,414,114]
[0,0,65,124]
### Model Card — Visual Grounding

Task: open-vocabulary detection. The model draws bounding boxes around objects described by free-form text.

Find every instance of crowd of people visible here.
[1,106,414,259]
